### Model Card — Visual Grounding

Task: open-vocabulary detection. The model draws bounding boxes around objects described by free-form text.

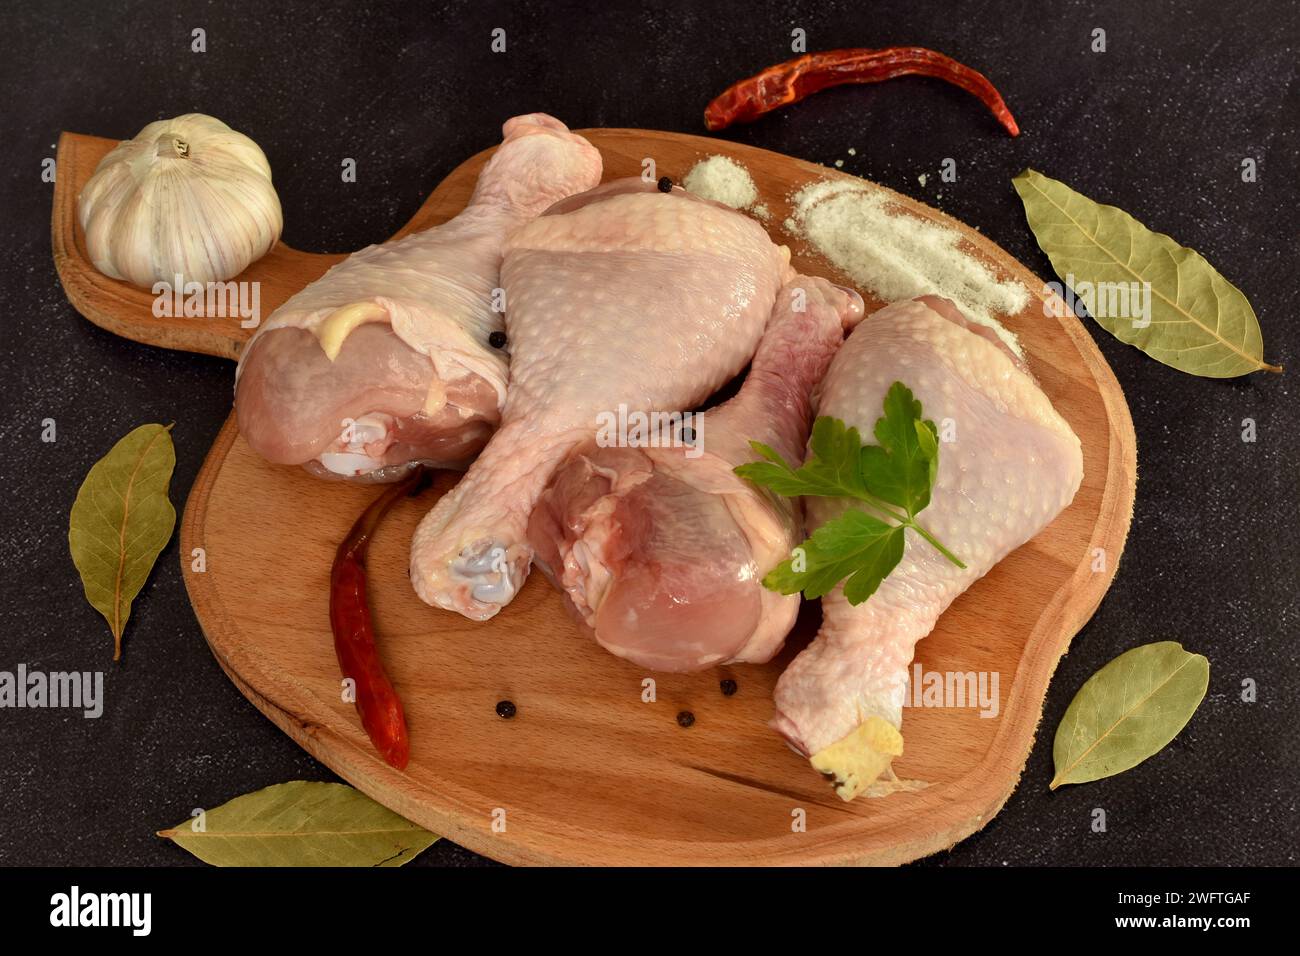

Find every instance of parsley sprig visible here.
[734,382,965,606]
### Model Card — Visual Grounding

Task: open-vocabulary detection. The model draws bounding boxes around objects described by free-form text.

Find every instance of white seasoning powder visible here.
[682,155,759,210]
[788,179,1028,356]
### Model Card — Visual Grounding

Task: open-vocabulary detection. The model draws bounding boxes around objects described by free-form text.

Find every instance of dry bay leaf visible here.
[1051,641,1209,789]
[158,781,438,867]
[68,423,177,660]
[1013,168,1280,377]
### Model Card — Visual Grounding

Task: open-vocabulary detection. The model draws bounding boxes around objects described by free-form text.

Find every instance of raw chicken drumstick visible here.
[774,295,1083,800]
[234,114,601,480]
[528,276,863,670]
[410,179,794,619]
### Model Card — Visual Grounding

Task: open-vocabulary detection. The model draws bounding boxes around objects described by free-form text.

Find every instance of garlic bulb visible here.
[78,113,283,287]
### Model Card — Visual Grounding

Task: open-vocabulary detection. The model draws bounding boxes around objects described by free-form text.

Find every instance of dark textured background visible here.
[1,0,1295,866]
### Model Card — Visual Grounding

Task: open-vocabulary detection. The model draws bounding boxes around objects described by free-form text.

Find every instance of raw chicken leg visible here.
[528,276,864,671]
[773,296,1083,800]
[234,114,601,480]
[410,180,794,619]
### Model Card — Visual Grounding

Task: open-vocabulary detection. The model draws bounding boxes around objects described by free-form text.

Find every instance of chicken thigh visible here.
[234,114,601,480]
[410,180,794,619]
[773,296,1083,799]
[528,276,863,671]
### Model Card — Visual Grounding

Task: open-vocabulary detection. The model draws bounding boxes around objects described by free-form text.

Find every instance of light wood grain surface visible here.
[54,127,1137,866]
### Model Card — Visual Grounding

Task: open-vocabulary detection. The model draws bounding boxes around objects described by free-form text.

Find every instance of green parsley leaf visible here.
[859,383,939,517]
[733,443,819,498]
[735,418,872,500]
[735,380,964,607]
[807,416,872,499]
[762,509,905,602]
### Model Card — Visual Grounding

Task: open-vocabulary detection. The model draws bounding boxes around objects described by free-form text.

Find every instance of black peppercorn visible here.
[488,330,508,349]
[720,679,737,697]
[657,176,673,193]
[495,700,516,719]
[676,710,695,728]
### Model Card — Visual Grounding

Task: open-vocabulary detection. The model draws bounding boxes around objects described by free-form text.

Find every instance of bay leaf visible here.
[1013,168,1280,378]
[157,781,438,867]
[1051,641,1209,789]
[68,423,177,660]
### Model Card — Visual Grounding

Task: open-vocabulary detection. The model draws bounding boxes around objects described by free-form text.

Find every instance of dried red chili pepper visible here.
[330,467,430,769]
[704,47,1020,137]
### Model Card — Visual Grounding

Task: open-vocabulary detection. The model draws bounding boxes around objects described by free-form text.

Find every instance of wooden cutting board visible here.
[52,127,1136,866]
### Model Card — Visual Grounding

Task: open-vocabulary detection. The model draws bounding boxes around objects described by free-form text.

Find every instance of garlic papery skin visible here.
[77,113,283,287]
